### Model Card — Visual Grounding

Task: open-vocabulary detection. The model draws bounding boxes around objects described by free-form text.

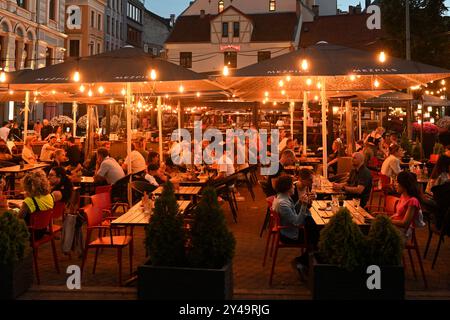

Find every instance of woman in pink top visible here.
[391,171,423,235]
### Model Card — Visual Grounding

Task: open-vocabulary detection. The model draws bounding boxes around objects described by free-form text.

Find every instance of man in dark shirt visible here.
[40,119,53,141]
[65,137,81,167]
[265,149,296,196]
[333,152,372,207]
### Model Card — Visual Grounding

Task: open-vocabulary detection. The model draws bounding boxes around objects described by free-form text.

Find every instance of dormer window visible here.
[269,0,276,11]
[218,0,224,13]
[222,22,228,37]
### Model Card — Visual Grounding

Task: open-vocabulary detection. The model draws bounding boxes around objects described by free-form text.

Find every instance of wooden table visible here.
[0,163,50,190]
[297,157,322,164]
[284,165,314,172]
[7,199,24,209]
[153,186,202,202]
[312,177,344,196]
[172,173,210,186]
[111,200,191,227]
[310,200,373,227]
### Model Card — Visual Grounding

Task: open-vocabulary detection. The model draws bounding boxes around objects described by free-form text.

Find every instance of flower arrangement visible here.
[437,117,450,131]
[412,122,439,135]
[77,114,98,129]
[50,115,73,127]
[101,115,121,131]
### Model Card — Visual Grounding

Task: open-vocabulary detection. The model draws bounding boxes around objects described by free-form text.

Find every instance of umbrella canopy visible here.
[3,46,228,99]
[216,43,450,101]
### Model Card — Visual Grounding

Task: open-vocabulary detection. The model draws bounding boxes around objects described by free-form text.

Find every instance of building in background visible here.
[1,0,67,123]
[65,0,106,58]
[142,8,171,56]
[105,0,124,51]
[124,0,145,47]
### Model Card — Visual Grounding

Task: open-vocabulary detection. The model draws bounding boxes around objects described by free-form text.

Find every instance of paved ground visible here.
[18,183,450,300]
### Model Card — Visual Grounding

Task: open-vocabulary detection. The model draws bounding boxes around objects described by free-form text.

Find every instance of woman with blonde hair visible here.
[364,126,387,156]
[22,135,38,164]
[17,170,54,238]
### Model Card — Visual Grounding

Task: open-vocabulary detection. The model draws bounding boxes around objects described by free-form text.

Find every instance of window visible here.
[222,22,228,38]
[16,0,27,9]
[269,0,276,11]
[112,18,115,36]
[127,2,142,23]
[69,40,80,57]
[258,51,271,62]
[116,21,119,39]
[180,52,192,68]
[97,14,101,30]
[97,43,101,54]
[45,47,53,66]
[24,43,32,68]
[89,43,94,55]
[127,25,141,47]
[218,0,224,13]
[15,40,22,70]
[233,22,240,38]
[106,41,109,51]
[106,16,110,34]
[224,51,237,68]
[49,0,56,21]
[91,11,95,27]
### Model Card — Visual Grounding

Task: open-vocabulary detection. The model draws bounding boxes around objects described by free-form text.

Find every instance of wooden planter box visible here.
[0,253,33,299]
[138,260,233,300]
[309,255,404,300]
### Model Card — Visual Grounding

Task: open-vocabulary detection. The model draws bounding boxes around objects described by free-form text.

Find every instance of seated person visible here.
[145,163,164,187]
[425,155,450,195]
[0,139,17,166]
[332,152,373,208]
[94,147,125,185]
[327,138,346,174]
[51,149,68,169]
[40,134,58,162]
[22,136,38,164]
[122,144,147,174]
[265,149,296,196]
[48,166,73,202]
[17,170,54,239]
[381,144,403,181]
[214,149,235,181]
[391,171,425,237]
[65,137,82,170]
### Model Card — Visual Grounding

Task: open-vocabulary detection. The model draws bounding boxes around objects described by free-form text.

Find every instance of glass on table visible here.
[353,198,360,211]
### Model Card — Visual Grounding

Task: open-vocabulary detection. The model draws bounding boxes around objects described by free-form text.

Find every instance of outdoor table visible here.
[0,163,50,190]
[284,165,314,172]
[153,186,202,202]
[6,199,24,209]
[172,173,210,186]
[312,176,344,197]
[310,200,374,227]
[111,200,191,227]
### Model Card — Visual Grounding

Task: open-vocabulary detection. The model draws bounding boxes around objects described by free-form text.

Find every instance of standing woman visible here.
[364,127,387,157]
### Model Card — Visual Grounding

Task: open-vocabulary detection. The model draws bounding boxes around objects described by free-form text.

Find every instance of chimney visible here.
[189,1,194,6]
[365,0,371,10]
[170,14,176,27]
[355,3,362,14]
[348,5,355,14]
[200,9,205,18]
[312,5,319,17]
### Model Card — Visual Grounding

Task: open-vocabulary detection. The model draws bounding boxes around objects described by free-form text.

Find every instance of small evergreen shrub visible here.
[0,211,30,265]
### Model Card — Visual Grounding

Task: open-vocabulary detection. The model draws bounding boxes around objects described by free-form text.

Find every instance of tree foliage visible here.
[0,211,30,265]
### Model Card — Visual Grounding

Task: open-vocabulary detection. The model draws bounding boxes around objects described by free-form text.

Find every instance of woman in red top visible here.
[391,171,423,235]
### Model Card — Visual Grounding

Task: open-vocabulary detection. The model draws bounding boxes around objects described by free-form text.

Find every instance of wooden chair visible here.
[262,196,275,266]
[268,206,308,285]
[80,204,133,286]
[213,175,239,223]
[28,209,60,284]
[404,228,428,288]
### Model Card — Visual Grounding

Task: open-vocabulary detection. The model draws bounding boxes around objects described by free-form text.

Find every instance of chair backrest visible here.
[83,204,103,228]
[429,154,439,165]
[29,209,54,230]
[95,184,112,194]
[131,181,157,195]
[91,192,112,211]
[385,195,400,215]
[52,201,65,220]
[337,157,353,175]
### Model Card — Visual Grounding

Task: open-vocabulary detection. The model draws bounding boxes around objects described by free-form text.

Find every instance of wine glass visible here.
[353,198,360,211]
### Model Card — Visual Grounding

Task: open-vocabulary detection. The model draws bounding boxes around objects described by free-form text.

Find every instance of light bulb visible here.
[196,92,201,98]
[121,88,126,96]
[79,85,85,92]
[427,106,432,112]
[378,51,386,63]
[0,71,6,83]
[317,82,322,89]
[273,101,277,106]
[349,74,356,81]
[8,89,14,95]
[73,71,80,82]
[306,78,312,86]
[314,95,319,101]
[179,85,184,93]
[264,91,269,97]
[98,86,104,94]
[278,80,284,87]
[165,94,169,98]
[150,69,157,80]
[286,75,291,82]
[222,65,229,76]
[441,80,446,85]
[301,59,309,71]
[88,89,93,97]
[418,104,422,110]
[374,79,380,88]
[281,90,286,95]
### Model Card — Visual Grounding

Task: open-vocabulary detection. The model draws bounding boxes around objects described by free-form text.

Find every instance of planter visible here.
[138,260,233,300]
[309,255,404,300]
[0,252,33,299]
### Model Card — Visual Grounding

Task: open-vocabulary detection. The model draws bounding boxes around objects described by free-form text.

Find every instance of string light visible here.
[425,90,430,95]
[264,91,269,97]
[0,71,6,82]
[179,85,184,93]
[121,88,126,96]
[441,80,446,85]
[196,92,201,98]
[98,86,104,94]
[349,74,356,81]
[8,89,14,95]
[427,106,432,112]
[317,82,322,89]
[430,117,435,124]
[150,69,157,80]
[278,80,284,87]
[72,71,80,82]
[418,119,422,125]
[301,59,309,71]
[51,90,56,95]
[222,66,229,76]
[165,94,169,98]
[281,90,286,95]
[79,85,85,92]
[286,75,291,82]
[88,89,93,97]
[273,101,277,106]
[373,79,380,88]
[306,78,312,86]
[314,95,319,101]
[378,51,386,63]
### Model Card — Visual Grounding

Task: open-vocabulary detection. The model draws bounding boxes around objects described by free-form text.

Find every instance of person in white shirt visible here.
[95,148,125,185]
[122,144,146,174]
[22,136,38,164]
[144,163,160,187]
[215,149,235,180]
[0,122,11,142]
[40,134,58,161]
[381,144,403,179]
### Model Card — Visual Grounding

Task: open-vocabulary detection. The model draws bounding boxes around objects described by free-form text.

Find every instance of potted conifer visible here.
[309,209,404,300]
[0,210,33,299]
[138,183,236,300]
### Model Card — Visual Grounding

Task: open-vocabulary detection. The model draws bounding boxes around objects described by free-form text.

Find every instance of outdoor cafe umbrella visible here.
[216,42,450,177]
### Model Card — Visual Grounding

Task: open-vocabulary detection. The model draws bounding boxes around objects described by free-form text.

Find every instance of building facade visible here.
[104,0,124,51]
[123,0,144,47]
[142,8,171,56]
[165,0,340,74]
[65,0,106,58]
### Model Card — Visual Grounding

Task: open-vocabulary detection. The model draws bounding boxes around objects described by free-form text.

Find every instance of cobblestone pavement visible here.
[18,184,450,300]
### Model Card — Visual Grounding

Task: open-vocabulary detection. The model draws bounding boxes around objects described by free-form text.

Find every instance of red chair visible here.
[51,201,66,234]
[268,207,308,285]
[404,228,428,288]
[80,204,133,286]
[367,195,399,217]
[262,196,275,266]
[429,154,439,165]
[28,209,60,284]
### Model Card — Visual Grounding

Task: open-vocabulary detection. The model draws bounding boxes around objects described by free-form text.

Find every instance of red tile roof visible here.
[166,12,298,43]
[299,14,386,51]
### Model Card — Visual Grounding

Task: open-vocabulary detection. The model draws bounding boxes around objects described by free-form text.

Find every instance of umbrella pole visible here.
[345,100,354,154]
[24,91,29,140]
[303,91,308,156]
[289,101,294,140]
[126,83,132,206]
[358,101,362,140]
[157,96,163,163]
[177,100,181,140]
[72,101,77,137]
[321,78,328,179]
